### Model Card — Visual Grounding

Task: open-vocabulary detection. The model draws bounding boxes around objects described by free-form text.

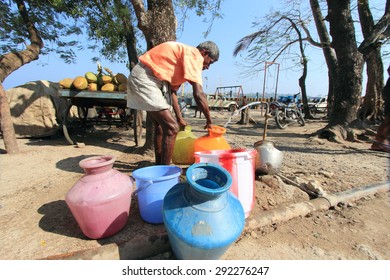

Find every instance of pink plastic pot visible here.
[65,155,134,239]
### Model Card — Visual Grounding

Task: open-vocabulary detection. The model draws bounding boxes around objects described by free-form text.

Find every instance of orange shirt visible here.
[139,42,204,90]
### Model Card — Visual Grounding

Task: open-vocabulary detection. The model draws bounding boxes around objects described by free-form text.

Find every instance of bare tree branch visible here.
[358,0,390,53]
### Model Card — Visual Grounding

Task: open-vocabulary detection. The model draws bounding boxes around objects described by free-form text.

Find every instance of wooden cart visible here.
[58,89,143,146]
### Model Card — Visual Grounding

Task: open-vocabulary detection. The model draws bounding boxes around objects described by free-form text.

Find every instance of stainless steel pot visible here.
[253,140,283,175]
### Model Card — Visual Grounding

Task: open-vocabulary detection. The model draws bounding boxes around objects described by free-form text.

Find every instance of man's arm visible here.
[190,81,212,129]
[171,91,187,128]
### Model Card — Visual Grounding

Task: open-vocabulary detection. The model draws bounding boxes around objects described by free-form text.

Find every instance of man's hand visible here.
[178,117,188,128]
[204,122,213,130]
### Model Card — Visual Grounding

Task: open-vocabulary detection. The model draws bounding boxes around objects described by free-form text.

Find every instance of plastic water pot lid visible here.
[79,155,115,169]
[208,125,226,135]
[186,163,232,195]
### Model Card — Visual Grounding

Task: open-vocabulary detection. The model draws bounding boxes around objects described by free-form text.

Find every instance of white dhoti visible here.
[127,62,172,111]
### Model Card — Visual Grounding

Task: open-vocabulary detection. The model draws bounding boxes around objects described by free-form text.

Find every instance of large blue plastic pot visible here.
[132,165,182,224]
[162,163,245,259]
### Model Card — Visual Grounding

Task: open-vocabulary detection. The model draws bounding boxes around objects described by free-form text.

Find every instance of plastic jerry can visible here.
[172,125,197,165]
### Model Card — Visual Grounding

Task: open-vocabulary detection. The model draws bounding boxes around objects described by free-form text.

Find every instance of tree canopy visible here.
[233,0,390,141]
[0,0,225,154]
[1,0,83,64]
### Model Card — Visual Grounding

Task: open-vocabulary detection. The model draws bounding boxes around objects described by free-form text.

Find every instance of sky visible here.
[3,0,389,98]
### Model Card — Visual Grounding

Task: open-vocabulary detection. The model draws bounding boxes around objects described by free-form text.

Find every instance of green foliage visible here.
[1,0,224,67]
[176,0,222,17]
[0,0,82,63]
[175,0,224,37]
[63,0,143,67]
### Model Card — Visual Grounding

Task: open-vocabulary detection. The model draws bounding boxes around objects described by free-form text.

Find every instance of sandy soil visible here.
[0,108,389,260]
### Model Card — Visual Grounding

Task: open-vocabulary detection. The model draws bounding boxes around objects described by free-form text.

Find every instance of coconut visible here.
[59,78,73,89]
[118,83,127,91]
[85,72,98,83]
[87,83,98,91]
[115,73,128,84]
[101,83,117,91]
[102,75,112,84]
[72,76,88,90]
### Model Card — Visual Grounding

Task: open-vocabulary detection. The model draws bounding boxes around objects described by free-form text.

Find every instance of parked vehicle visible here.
[309,96,328,116]
[191,94,238,112]
[269,95,305,129]
[277,93,300,105]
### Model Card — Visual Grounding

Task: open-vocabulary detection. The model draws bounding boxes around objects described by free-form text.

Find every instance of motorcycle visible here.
[269,99,305,129]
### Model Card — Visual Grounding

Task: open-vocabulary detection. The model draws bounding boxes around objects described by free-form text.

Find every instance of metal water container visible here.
[253,140,283,175]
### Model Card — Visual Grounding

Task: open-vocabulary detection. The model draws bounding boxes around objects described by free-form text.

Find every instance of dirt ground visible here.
[0,107,389,260]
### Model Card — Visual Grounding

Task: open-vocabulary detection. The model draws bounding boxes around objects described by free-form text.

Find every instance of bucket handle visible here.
[132,179,153,195]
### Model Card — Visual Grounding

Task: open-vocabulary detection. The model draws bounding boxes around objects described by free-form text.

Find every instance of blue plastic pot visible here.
[163,163,245,259]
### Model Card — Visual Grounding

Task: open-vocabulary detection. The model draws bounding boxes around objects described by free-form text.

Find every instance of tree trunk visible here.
[293,20,309,117]
[0,83,18,154]
[326,0,363,128]
[131,0,177,151]
[357,0,385,121]
[0,0,44,153]
[309,0,338,116]
[359,51,384,121]
[112,0,139,70]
